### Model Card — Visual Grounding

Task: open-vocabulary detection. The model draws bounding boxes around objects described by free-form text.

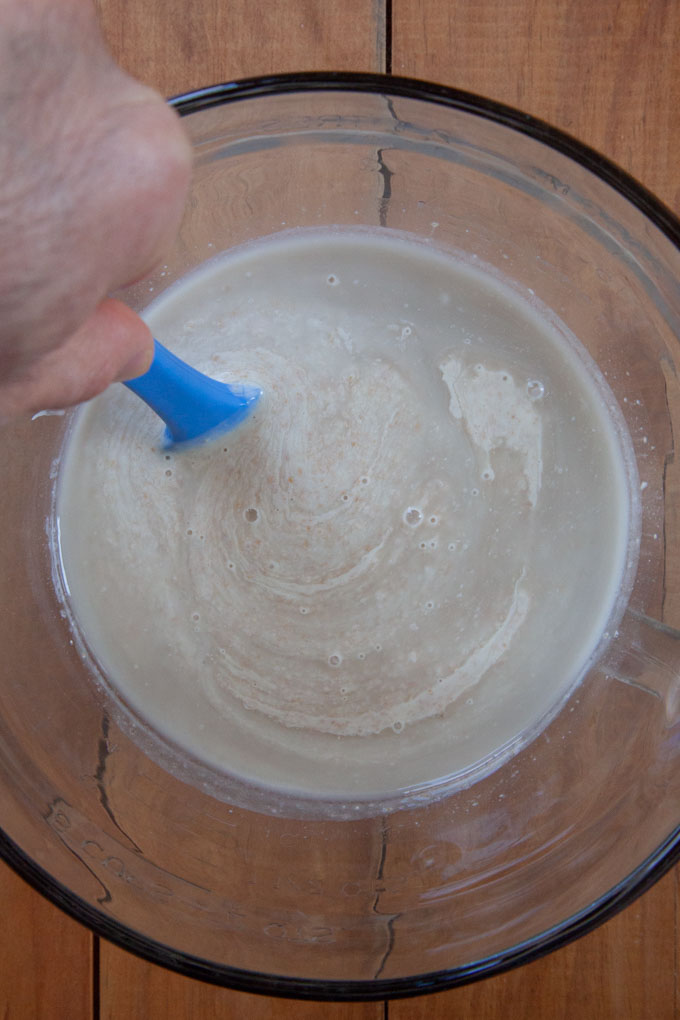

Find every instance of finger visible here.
[0,298,153,422]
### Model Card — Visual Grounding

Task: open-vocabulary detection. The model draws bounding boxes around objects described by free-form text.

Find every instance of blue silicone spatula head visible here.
[124,339,261,447]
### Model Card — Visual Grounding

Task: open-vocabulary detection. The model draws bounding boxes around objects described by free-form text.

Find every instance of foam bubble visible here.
[404,506,423,526]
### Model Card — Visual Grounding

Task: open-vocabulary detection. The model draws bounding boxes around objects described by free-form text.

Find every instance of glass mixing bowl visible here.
[2,73,680,1000]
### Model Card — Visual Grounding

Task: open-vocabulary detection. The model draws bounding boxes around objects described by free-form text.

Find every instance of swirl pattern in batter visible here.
[55,229,635,800]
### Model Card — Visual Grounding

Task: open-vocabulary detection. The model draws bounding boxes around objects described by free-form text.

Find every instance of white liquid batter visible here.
[55,228,637,803]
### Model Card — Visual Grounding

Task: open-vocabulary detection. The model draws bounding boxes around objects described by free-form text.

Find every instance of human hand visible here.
[0,0,192,422]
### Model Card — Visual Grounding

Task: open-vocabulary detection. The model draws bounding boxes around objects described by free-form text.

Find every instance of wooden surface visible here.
[2,0,680,1016]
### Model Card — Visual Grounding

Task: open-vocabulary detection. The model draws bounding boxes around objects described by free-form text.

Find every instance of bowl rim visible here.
[3,823,680,1001]
[173,70,680,250]
[4,70,680,1002]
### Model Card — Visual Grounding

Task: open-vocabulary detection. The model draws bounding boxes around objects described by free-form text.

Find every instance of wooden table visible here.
[2,1,680,1016]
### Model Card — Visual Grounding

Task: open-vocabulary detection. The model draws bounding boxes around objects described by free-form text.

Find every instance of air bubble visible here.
[429,515,438,525]
[186,529,193,536]
[360,476,369,485]
[404,506,423,526]
[165,469,172,477]
[481,468,495,481]
[392,720,405,734]
[192,613,200,621]
[527,379,545,400]
[328,654,342,667]
[244,507,259,523]
[327,274,339,286]
[299,606,310,615]
[375,643,382,652]
[448,542,456,552]
[342,493,350,502]
[425,600,434,610]
[228,561,235,570]
[471,488,479,497]
[358,652,366,660]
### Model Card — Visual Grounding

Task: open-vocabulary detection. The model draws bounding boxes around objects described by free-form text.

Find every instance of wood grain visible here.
[94,0,385,95]
[3,1,679,1018]
[0,863,92,1020]
[392,0,680,209]
[95,2,385,1016]
[391,2,680,1018]
[390,866,677,1020]
[99,950,383,1020]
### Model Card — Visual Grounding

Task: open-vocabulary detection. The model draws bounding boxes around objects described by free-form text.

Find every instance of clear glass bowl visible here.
[2,72,680,1000]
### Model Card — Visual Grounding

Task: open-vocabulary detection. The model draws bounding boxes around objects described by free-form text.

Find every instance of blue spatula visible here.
[124,339,261,447]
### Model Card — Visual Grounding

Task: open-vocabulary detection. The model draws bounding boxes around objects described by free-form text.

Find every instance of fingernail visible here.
[116,346,154,382]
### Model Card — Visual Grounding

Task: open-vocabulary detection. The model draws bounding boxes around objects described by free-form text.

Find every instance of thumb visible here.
[0,299,154,422]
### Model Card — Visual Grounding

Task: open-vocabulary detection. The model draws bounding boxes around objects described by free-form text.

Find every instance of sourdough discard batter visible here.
[55,229,638,801]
